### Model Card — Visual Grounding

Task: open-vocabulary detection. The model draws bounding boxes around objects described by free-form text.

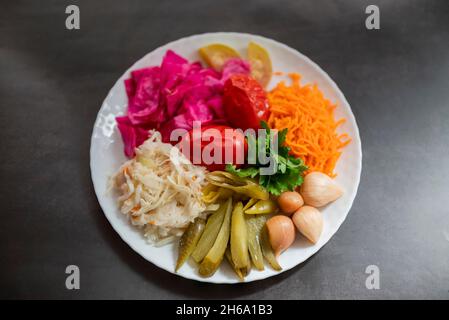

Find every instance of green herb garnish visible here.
[226,121,308,195]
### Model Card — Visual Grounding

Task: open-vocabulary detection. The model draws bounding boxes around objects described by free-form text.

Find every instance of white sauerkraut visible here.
[112,131,207,244]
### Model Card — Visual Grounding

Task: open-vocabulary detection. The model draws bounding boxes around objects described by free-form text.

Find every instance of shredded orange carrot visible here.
[267,73,351,177]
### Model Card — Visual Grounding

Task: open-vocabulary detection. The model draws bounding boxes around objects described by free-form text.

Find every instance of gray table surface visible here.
[1,0,449,300]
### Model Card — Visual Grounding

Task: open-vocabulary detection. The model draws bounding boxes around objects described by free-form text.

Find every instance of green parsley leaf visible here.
[225,164,259,178]
[225,123,308,195]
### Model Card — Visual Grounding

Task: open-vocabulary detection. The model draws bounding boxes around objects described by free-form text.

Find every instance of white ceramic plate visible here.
[90,32,362,283]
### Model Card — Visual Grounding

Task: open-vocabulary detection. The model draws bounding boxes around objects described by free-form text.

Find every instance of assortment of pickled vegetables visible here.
[176,170,344,280]
[113,39,350,280]
[176,173,281,279]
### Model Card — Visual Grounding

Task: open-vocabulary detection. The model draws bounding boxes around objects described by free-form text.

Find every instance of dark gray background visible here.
[1,0,448,299]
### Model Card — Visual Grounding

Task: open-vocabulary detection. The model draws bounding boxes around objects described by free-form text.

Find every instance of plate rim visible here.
[90,31,363,284]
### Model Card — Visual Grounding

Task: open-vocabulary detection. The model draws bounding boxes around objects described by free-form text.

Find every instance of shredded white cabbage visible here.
[112,131,207,244]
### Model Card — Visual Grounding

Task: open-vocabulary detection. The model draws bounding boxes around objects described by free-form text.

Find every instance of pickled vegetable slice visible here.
[175,218,206,271]
[261,225,282,271]
[199,44,240,71]
[245,199,278,214]
[198,198,233,277]
[246,215,266,271]
[230,202,249,269]
[191,202,226,263]
[248,42,272,88]
[225,248,248,281]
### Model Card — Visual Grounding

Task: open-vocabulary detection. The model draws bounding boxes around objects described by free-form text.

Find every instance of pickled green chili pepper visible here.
[208,171,248,186]
[245,199,278,215]
[206,171,269,200]
[202,184,233,204]
[175,218,206,271]
[243,198,258,211]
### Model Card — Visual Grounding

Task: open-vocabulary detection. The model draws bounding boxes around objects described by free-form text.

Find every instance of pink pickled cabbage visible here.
[221,58,251,82]
[116,50,250,157]
[115,116,150,158]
